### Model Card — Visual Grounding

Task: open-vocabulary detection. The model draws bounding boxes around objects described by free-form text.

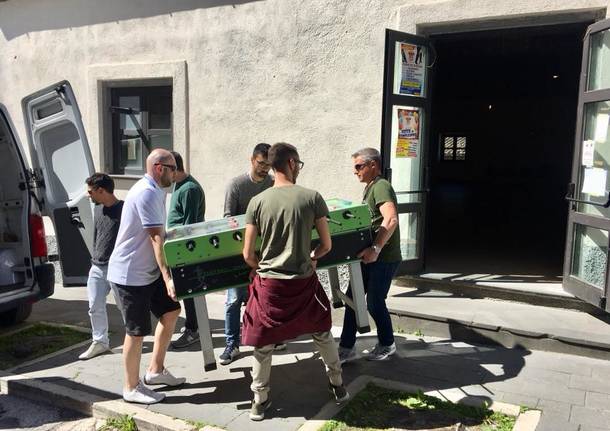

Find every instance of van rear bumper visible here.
[0,263,55,313]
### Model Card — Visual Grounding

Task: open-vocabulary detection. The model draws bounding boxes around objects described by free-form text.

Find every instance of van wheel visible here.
[0,303,33,326]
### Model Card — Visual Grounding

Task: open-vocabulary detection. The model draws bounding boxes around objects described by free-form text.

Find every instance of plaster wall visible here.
[0,0,607,218]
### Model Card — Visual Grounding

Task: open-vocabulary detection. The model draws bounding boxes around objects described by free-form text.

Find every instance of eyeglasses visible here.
[155,163,177,172]
[294,159,304,169]
[353,163,369,171]
[255,160,271,168]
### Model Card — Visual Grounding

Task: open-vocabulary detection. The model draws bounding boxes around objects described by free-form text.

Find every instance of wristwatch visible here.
[371,244,381,254]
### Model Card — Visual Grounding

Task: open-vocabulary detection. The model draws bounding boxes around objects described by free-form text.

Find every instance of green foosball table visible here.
[164,198,373,371]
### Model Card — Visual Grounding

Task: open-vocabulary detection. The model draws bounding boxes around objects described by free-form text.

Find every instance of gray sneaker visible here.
[171,327,199,349]
[144,368,186,386]
[219,344,240,365]
[364,343,396,361]
[338,346,357,364]
[329,383,350,404]
[249,398,272,421]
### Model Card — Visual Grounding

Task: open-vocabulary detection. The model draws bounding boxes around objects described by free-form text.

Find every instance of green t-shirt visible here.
[167,175,205,228]
[245,185,329,279]
[364,177,402,263]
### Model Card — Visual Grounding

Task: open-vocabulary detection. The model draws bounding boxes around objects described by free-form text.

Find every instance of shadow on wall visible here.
[0,0,263,40]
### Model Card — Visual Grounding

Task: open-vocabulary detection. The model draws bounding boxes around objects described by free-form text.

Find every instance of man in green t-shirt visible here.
[339,147,401,362]
[241,142,348,421]
[167,151,206,349]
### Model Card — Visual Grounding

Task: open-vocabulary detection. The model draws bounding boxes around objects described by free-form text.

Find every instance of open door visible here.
[564,19,610,312]
[22,81,95,286]
[380,29,433,274]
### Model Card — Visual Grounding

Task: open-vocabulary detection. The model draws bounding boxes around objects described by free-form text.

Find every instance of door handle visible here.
[70,207,85,228]
[565,182,610,208]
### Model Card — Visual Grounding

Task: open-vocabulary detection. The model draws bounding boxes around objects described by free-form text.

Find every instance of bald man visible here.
[108,149,185,405]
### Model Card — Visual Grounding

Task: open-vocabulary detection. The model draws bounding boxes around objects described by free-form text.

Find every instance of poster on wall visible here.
[396,108,420,158]
[399,43,426,96]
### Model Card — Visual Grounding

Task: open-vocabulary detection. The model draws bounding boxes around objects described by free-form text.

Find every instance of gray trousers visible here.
[250,330,343,403]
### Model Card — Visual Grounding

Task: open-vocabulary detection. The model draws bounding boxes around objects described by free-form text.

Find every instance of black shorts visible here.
[112,276,181,336]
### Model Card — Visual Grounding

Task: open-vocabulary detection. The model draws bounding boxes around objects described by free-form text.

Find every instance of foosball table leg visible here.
[348,262,371,334]
[327,266,344,308]
[193,295,217,371]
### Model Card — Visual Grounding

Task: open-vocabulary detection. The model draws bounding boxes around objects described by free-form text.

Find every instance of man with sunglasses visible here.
[167,151,206,349]
[108,149,185,404]
[219,143,279,365]
[79,173,124,360]
[242,142,347,421]
[338,147,401,363]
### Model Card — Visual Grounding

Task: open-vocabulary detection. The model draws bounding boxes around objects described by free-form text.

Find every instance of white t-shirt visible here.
[107,174,166,286]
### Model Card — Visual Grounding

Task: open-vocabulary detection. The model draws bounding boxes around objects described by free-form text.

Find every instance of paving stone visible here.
[580,426,610,431]
[570,405,610,428]
[497,391,539,409]
[586,391,610,410]
[536,399,572,421]
[524,352,594,377]
[535,414,579,431]
[570,374,610,395]
[520,380,585,406]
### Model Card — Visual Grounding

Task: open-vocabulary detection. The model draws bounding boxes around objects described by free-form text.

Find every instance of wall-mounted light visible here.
[488,104,493,110]
[552,75,559,79]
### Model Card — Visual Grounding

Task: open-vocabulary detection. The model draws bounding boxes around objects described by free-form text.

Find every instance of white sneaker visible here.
[123,381,165,404]
[78,342,109,360]
[144,368,186,386]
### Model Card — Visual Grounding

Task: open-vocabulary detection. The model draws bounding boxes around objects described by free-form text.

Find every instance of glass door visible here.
[381,29,433,274]
[564,19,610,312]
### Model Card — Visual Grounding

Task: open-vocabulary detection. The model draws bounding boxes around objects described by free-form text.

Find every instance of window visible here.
[110,85,172,175]
[441,134,467,161]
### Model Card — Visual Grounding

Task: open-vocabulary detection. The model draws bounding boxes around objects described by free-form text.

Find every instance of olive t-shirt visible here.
[364,177,402,263]
[245,185,329,279]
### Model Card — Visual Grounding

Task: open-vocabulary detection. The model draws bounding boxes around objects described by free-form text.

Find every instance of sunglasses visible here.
[155,163,177,172]
[354,163,369,171]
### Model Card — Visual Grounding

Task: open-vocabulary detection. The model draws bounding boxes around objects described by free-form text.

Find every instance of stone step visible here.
[386,284,610,360]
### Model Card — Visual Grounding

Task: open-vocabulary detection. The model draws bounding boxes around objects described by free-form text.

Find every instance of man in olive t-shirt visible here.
[167,151,205,349]
[338,147,401,363]
[241,142,348,421]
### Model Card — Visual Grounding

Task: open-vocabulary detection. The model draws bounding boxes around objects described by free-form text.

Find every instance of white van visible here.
[0,81,94,325]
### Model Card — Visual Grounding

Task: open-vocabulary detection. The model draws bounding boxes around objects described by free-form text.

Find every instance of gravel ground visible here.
[0,393,97,431]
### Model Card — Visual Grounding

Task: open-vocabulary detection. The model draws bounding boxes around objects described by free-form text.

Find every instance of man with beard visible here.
[220,143,285,365]
[108,149,185,404]
[79,173,123,360]
[242,142,348,421]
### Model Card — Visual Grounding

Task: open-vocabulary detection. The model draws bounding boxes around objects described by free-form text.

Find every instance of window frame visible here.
[109,85,173,175]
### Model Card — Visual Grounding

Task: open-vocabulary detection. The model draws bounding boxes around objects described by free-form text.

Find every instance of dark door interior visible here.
[426,22,589,276]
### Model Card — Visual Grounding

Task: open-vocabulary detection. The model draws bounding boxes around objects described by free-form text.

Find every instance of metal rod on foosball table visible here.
[193,295,217,371]
[327,266,343,308]
[348,261,371,333]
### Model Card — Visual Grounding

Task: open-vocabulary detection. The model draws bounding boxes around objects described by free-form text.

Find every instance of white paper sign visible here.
[582,140,595,167]
[582,167,607,197]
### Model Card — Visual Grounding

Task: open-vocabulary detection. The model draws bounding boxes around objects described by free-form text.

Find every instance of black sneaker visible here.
[329,383,350,404]
[171,328,199,349]
[249,398,272,421]
[219,344,240,365]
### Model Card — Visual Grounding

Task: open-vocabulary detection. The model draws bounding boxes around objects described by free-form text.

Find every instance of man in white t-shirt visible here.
[108,148,185,405]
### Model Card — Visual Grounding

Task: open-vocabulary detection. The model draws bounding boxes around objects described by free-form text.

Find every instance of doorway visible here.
[425,22,590,278]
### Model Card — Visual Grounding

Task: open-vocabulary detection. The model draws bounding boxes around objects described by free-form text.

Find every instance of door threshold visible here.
[394,272,602,314]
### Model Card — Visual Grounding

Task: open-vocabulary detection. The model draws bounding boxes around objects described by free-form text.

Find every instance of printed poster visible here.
[399,43,425,96]
[582,140,595,168]
[582,167,607,197]
[396,108,420,158]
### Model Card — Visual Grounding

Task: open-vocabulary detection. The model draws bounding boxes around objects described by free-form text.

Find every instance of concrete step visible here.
[394,274,602,314]
[386,284,610,360]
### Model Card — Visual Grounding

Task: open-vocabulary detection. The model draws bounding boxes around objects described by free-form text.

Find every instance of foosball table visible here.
[164,198,373,371]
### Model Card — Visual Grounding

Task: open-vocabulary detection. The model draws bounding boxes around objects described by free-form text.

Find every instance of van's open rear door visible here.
[22,81,95,286]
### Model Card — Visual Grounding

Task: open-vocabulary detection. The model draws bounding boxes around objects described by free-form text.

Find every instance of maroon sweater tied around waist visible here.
[241,273,332,347]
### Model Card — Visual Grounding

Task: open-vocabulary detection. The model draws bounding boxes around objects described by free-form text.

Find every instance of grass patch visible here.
[100,415,137,431]
[321,383,516,431]
[0,323,89,369]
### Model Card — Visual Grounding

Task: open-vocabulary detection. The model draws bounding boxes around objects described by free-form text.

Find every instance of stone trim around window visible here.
[87,60,188,175]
